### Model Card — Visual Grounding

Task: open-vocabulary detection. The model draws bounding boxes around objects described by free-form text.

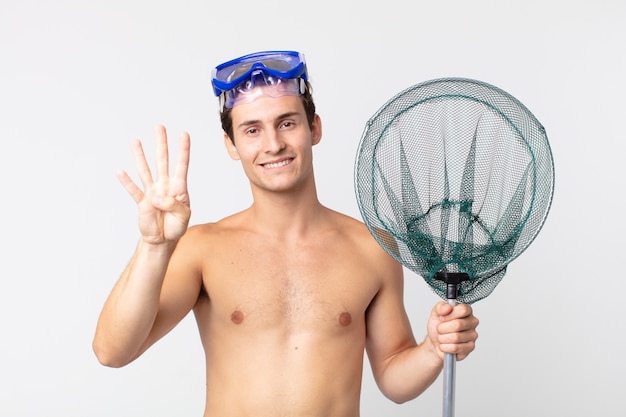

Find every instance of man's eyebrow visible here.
[237,119,261,129]
[236,112,302,129]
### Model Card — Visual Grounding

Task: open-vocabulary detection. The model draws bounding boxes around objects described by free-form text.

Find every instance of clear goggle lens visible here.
[220,71,306,109]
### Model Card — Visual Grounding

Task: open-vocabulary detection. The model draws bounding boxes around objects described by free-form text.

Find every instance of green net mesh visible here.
[354,78,554,304]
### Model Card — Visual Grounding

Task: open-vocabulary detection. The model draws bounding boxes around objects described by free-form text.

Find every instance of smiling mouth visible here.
[263,158,293,169]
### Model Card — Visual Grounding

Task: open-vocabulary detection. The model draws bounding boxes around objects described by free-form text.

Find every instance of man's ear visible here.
[224,133,240,160]
[311,114,322,146]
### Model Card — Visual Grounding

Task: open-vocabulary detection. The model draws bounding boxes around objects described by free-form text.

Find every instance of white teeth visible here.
[264,159,292,169]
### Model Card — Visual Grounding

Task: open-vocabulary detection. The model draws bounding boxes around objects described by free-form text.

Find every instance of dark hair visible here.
[220,79,316,143]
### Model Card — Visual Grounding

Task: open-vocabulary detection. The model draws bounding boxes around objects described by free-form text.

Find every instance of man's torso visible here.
[185,209,386,417]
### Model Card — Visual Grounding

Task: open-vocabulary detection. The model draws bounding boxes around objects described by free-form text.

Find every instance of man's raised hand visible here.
[116,125,191,245]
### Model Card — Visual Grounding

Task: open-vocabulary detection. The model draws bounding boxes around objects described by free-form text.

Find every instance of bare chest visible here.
[200,237,376,330]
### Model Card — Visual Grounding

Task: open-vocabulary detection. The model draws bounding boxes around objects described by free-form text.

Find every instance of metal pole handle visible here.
[442,297,457,417]
[435,272,469,417]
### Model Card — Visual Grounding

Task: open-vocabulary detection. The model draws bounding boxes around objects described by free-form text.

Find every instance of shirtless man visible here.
[93,50,479,417]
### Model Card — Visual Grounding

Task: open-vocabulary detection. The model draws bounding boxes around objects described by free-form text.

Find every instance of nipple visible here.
[231,310,244,325]
[339,312,352,327]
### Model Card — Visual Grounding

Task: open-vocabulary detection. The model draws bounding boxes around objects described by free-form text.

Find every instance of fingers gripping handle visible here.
[435,272,469,417]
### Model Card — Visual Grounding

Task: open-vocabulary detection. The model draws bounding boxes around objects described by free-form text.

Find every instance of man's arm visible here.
[365,252,479,404]
[92,125,197,367]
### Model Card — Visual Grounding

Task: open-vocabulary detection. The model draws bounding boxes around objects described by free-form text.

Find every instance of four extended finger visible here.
[121,125,190,208]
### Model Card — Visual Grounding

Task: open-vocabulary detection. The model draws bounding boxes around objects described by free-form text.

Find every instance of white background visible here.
[1,0,624,416]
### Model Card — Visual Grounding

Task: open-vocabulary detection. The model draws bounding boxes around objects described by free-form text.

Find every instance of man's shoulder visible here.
[324,207,366,228]
[186,210,247,234]
[325,209,403,282]
[324,208,392,253]
[185,221,222,236]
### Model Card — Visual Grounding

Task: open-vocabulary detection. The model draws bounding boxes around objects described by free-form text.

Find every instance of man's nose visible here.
[263,129,285,153]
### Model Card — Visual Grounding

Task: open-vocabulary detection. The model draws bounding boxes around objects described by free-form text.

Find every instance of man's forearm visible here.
[375,338,444,404]
[92,240,176,367]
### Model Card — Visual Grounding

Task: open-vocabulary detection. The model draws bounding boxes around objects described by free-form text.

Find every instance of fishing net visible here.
[355,78,554,304]
[354,78,555,417]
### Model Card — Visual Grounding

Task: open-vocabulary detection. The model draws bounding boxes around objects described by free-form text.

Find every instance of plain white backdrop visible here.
[0,0,624,416]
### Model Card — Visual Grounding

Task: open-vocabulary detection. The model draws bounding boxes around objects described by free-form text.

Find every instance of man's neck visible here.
[246,181,327,239]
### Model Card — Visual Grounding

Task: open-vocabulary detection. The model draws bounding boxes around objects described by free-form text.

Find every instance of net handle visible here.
[435,272,470,417]
[443,308,456,417]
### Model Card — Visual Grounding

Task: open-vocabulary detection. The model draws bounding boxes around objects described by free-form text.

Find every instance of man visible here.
[93,50,479,417]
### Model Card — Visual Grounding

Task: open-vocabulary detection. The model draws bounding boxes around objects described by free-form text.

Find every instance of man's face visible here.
[224,91,321,194]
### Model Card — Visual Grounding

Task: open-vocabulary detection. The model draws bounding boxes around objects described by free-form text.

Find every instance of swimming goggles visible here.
[211,51,308,109]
